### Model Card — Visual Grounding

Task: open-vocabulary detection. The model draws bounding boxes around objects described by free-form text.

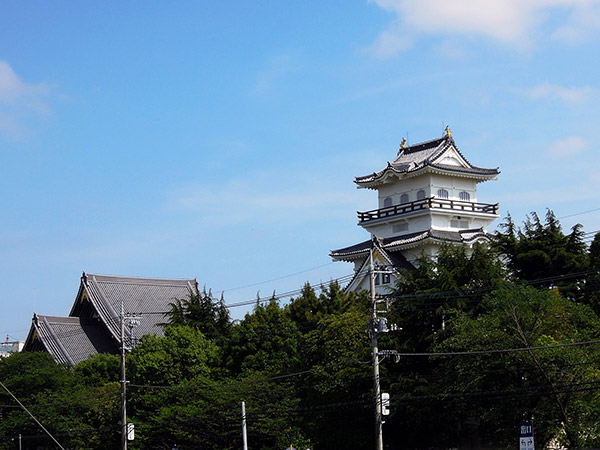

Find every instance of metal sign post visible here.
[519,421,534,450]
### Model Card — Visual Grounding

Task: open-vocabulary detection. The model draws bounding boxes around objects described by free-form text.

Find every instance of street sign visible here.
[381,392,390,415]
[519,421,534,450]
[127,422,135,441]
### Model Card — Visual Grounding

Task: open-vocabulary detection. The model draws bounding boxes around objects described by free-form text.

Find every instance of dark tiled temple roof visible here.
[24,315,117,366]
[355,135,499,187]
[24,273,199,365]
[330,228,490,262]
[71,273,198,344]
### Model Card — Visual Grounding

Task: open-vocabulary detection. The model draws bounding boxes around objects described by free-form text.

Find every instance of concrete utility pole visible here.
[241,401,248,450]
[369,243,384,450]
[120,303,128,450]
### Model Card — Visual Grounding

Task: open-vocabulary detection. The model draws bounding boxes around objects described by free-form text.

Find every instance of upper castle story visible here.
[354,127,500,239]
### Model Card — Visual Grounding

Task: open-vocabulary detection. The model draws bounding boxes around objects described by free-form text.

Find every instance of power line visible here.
[0,380,67,450]
[216,262,335,293]
[559,208,600,220]
[378,339,600,358]
[129,358,370,391]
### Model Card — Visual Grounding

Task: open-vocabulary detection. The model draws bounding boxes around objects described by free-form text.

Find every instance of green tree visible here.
[582,232,600,314]
[494,211,589,293]
[389,242,507,352]
[127,325,226,449]
[299,308,372,449]
[225,298,301,376]
[435,285,600,449]
[287,281,368,333]
[0,352,120,450]
[382,243,505,449]
[165,288,232,339]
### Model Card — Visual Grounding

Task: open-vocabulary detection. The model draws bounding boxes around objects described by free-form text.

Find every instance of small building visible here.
[0,340,25,358]
[24,272,198,365]
[330,128,500,293]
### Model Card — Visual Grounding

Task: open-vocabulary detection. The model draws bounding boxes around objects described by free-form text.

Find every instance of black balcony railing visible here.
[357,197,499,224]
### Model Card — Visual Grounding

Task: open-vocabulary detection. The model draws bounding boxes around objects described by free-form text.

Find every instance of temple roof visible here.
[24,273,199,365]
[24,315,117,366]
[355,134,499,188]
[71,273,198,345]
[330,228,490,262]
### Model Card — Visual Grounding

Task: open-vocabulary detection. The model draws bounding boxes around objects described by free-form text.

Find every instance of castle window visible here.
[382,273,391,284]
[383,197,393,208]
[393,223,408,233]
[459,191,470,201]
[437,188,449,199]
[417,190,426,200]
[374,273,380,285]
[451,219,469,228]
[400,193,409,204]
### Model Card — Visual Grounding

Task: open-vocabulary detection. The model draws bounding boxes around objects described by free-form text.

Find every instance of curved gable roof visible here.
[355,135,499,188]
[70,273,198,345]
[24,314,117,365]
[330,228,491,262]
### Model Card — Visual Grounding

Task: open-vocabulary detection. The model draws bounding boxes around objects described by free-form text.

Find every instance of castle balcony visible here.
[357,197,499,224]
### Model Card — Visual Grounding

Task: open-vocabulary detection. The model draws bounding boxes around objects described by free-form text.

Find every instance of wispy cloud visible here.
[252,52,301,96]
[0,61,54,139]
[552,2,600,43]
[367,0,600,57]
[547,136,589,157]
[167,176,357,227]
[527,82,597,104]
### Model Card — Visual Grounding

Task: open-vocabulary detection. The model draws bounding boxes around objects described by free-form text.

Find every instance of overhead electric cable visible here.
[216,262,335,293]
[0,380,67,450]
[558,208,600,219]
[379,339,600,358]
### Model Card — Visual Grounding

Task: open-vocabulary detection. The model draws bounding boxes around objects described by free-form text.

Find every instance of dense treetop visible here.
[1,212,599,449]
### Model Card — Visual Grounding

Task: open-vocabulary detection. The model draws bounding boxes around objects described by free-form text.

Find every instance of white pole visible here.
[242,401,248,450]
[120,302,127,450]
[370,242,384,450]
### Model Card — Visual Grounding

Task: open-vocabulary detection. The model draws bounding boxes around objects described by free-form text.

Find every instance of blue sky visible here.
[2,1,599,341]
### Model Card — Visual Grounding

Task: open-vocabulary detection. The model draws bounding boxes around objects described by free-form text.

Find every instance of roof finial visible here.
[444,125,452,138]
[400,137,407,149]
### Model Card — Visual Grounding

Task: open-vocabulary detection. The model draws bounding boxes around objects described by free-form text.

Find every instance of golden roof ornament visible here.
[400,137,407,149]
[444,125,452,138]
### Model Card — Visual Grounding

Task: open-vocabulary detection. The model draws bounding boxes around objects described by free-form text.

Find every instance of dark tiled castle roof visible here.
[355,135,499,186]
[330,228,490,262]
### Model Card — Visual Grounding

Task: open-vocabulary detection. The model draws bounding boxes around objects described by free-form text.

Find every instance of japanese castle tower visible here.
[330,127,500,293]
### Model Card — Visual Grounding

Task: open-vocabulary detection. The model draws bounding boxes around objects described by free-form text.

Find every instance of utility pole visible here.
[369,242,384,450]
[241,401,248,450]
[119,304,140,450]
[120,302,128,450]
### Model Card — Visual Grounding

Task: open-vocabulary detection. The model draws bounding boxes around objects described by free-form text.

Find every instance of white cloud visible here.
[368,0,600,57]
[0,61,51,111]
[366,26,414,59]
[527,82,597,103]
[252,53,300,96]
[552,2,600,43]
[547,136,589,157]
[0,61,55,139]
[168,177,358,227]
